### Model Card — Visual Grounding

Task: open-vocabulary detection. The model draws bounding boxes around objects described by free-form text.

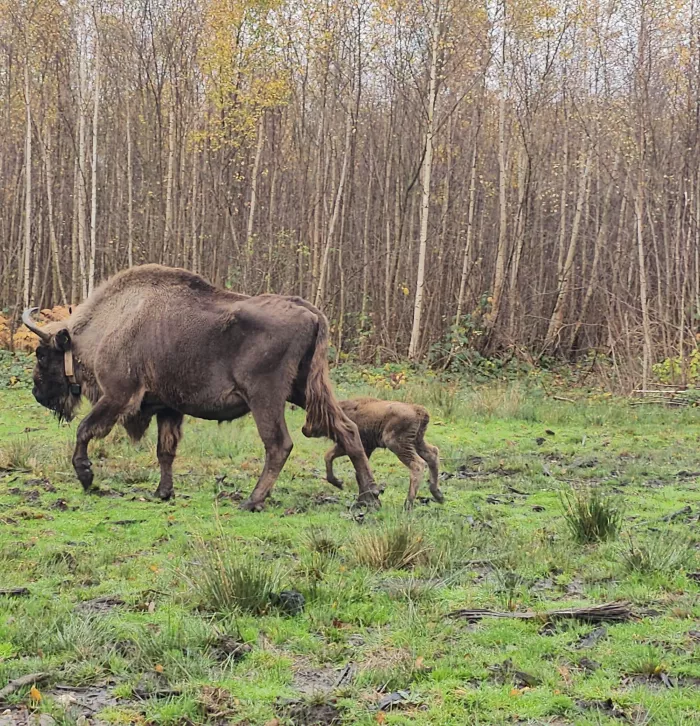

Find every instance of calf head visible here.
[22,308,81,422]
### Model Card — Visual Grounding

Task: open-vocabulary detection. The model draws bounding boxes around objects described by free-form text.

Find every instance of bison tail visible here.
[301,310,353,442]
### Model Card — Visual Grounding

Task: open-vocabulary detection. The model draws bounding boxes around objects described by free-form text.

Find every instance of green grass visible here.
[1,369,700,724]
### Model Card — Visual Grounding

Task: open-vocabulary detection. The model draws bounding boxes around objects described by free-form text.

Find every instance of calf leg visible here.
[417,441,443,503]
[240,400,293,512]
[386,440,425,510]
[325,443,346,489]
[154,410,184,501]
[72,397,125,491]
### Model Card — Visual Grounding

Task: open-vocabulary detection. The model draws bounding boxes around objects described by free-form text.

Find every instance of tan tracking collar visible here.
[64,349,81,394]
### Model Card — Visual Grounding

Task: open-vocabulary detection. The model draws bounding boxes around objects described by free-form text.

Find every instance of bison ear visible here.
[54,328,72,352]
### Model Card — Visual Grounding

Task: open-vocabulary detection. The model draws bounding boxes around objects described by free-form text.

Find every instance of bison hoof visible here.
[328,478,344,490]
[239,498,265,512]
[154,488,173,501]
[356,490,381,509]
[430,488,445,504]
[403,498,415,511]
[75,463,94,492]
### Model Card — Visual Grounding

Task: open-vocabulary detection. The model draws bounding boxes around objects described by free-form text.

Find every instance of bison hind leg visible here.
[122,411,153,443]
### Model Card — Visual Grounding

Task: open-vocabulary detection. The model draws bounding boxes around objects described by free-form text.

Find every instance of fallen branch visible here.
[0,587,30,597]
[448,601,635,624]
[552,395,576,403]
[0,673,49,701]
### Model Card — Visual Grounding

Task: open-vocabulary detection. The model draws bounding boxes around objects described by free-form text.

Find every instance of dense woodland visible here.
[1,0,700,376]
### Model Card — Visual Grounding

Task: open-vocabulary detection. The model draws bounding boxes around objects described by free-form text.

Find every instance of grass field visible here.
[1,365,699,725]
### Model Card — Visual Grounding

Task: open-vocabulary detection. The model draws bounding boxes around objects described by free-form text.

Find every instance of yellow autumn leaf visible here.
[154,664,164,673]
[29,685,42,702]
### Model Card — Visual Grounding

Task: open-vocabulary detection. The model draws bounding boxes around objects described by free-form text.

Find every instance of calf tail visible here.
[415,405,430,443]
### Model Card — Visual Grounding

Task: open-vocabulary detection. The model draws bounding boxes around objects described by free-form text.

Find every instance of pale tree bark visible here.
[246,113,265,281]
[454,138,478,331]
[163,99,175,263]
[408,0,441,360]
[484,85,508,342]
[38,125,67,305]
[77,34,88,300]
[571,152,619,349]
[315,114,352,307]
[22,60,31,307]
[88,26,100,295]
[544,145,591,350]
[126,96,134,268]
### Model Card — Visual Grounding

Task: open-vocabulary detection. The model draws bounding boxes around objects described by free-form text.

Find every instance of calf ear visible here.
[54,328,72,352]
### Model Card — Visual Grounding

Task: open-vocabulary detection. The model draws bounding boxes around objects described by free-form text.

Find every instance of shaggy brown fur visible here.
[23,265,378,510]
[324,397,443,509]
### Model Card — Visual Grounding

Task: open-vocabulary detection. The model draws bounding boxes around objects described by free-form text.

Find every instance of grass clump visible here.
[190,538,282,615]
[621,532,690,574]
[305,526,341,557]
[561,486,622,544]
[353,521,429,571]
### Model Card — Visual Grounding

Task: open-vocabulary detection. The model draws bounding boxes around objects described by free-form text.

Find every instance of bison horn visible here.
[21,307,51,342]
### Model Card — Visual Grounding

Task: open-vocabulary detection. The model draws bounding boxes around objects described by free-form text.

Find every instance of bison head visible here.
[22,308,81,422]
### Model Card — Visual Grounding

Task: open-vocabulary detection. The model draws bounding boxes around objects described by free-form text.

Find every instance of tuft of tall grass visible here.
[188,537,282,615]
[353,521,430,571]
[621,532,690,574]
[0,437,47,472]
[305,526,342,557]
[561,487,622,544]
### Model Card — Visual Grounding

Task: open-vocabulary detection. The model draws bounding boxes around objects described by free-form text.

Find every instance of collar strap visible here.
[64,349,81,395]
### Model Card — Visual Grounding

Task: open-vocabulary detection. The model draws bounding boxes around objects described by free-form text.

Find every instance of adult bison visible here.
[22,264,379,510]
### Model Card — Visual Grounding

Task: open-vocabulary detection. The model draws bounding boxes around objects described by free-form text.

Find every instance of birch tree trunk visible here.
[77,35,88,300]
[88,29,100,295]
[408,0,440,360]
[163,100,175,263]
[246,113,265,281]
[544,146,591,350]
[454,140,478,331]
[126,97,134,268]
[315,115,352,307]
[23,61,31,307]
[39,127,67,305]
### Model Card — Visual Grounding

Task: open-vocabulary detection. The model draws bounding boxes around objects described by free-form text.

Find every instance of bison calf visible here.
[325,397,443,509]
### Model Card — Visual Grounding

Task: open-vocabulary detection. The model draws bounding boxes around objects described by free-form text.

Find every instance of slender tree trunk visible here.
[246,113,265,280]
[22,61,31,307]
[77,36,88,299]
[88,30,100,295]
[126,96,134,268]
[408,0,440,360]
[315,115,352,307]
[545,146,591,350]
[455,139,478,331]
[39,127,67,305]
[163,100,175,263]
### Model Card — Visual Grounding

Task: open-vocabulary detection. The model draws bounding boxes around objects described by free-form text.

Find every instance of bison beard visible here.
[23,265,379,510]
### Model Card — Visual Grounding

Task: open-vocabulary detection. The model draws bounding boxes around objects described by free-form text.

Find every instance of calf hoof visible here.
[403,498,415,511]
[430,488,445,504]
[328,478,344,490]
[239,498,265,512]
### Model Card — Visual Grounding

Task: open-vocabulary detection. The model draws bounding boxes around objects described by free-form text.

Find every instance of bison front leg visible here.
[333,421,380,506]
[72,397,124,491]
[154,411,183,501]
[240,402,293,512]
[324,444,345,489]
